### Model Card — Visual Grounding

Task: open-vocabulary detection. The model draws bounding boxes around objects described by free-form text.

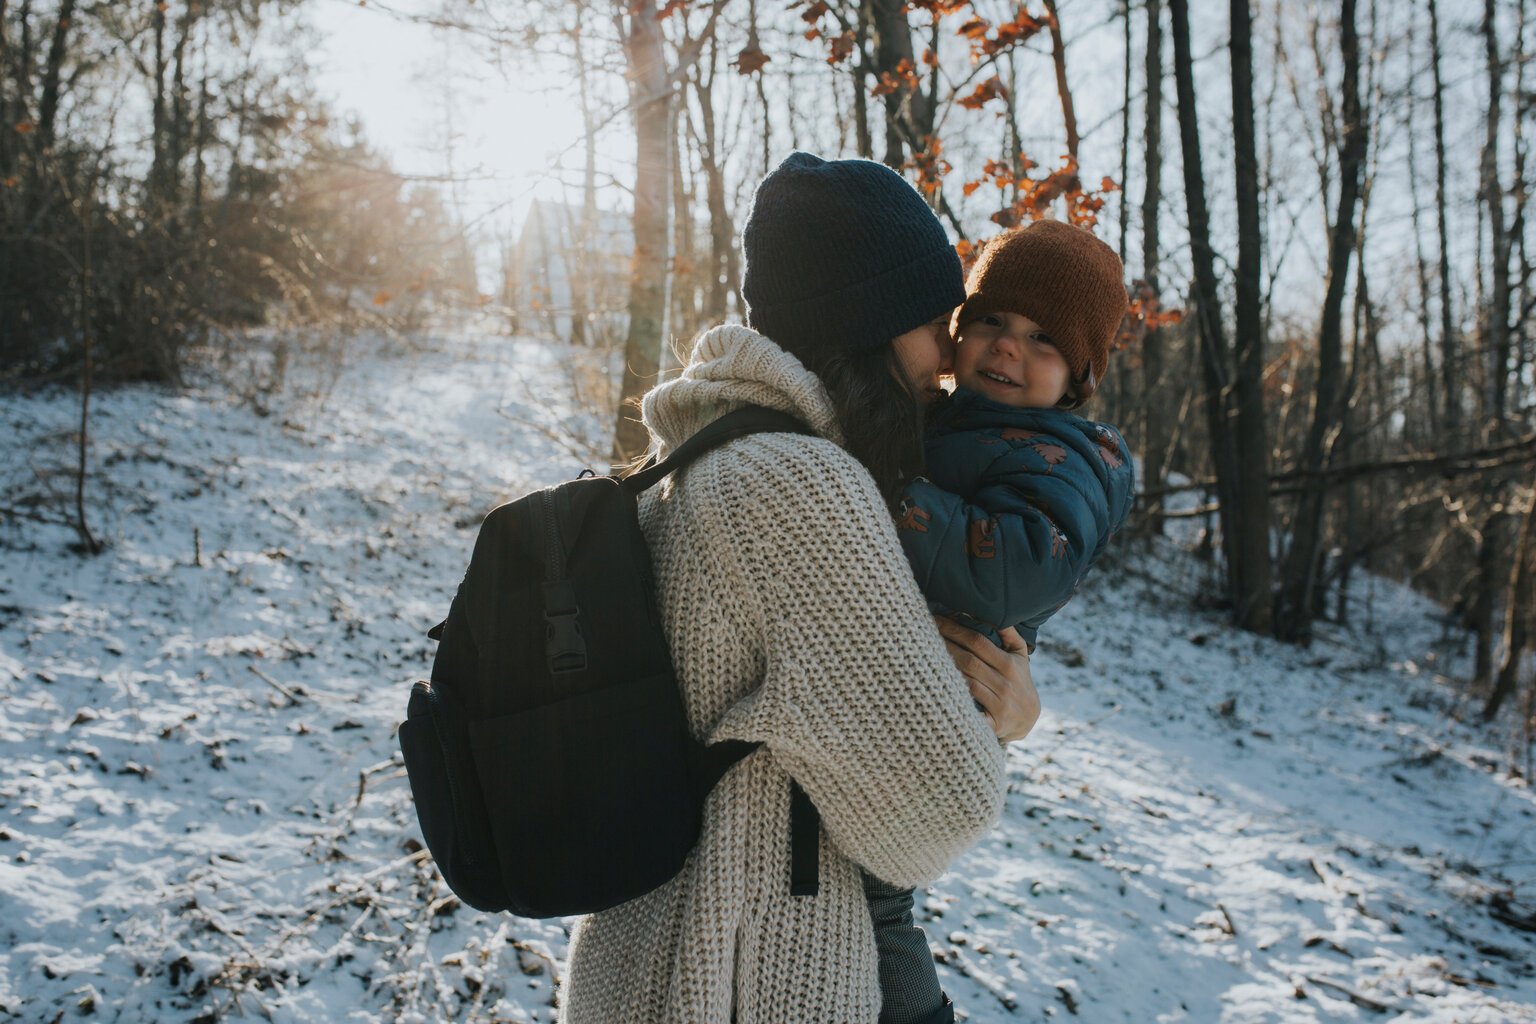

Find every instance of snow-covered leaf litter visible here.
[0,331,1532,1023]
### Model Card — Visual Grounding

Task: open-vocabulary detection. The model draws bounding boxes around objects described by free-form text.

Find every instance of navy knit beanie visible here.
[741,152,965,358]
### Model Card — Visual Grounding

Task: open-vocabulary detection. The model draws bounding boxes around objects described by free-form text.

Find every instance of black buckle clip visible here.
[543,580,587,674]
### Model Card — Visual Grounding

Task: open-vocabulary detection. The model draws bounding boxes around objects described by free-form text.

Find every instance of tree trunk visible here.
[1275,0,1366,643]
[74,185,98,555]
[1230,0,1274,634]
[0,0,13,178]
[1043,0,1080,164]
[149,1,167,206]
[167,1,197,212]
[569,4,596,346]
[670,98,695,356]
[693,20,732,325]
[869,0,920,167]
[1428,0,1458,435]
[1484,488,1535,721]
[35,0,74,149]
[853,0,873,159]
[1407,6,1440,431]
[191,36,211,219]
[1473,506,1502,691]
[1141,0,1166,536]
[1119,0,1132,261]
[1515,0,1533,399]
[747,0,770,175]
[1169,0,1248,624]
[1481,0,1511,426]
[1004,48,1024,207]
[16,0,33,129]
[611,0,673,467]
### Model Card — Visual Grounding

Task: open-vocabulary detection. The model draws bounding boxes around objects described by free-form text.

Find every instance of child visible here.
[868,219,1136,1024]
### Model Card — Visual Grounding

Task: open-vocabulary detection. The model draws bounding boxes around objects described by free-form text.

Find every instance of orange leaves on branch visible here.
[967,153,1116,231]
[957,75,1008,110]
[992,8,1049,51]
[14,120,34,135]
[826,31,856,65]
[733,43,771,74]
[1119,289,1185,349]
[1129,282,1184,330]
[921,47,940,68]
[796,0,830,43]
[873,57,919,97]
[991,205,1025,229]
[372,290,393,306]
[800,0,831,22]
[902,135,952,197]
[983,157,1018,181]
[910,0,974,15]
[957,7,1049,59]
[656,0,688,19]
[962,157,1017,197]
[958,18,990,42]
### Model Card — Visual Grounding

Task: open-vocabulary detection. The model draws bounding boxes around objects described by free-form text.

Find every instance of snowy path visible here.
[1,333,1533,1023]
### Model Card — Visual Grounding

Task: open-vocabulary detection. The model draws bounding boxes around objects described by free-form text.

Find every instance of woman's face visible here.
[891,315,955,403]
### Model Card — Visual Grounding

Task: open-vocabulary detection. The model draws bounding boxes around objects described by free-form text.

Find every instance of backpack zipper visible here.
[541,489,565,579]
[539,488,587,674]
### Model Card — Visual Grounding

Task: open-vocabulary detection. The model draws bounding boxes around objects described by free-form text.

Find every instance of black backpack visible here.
[399,405,823,917]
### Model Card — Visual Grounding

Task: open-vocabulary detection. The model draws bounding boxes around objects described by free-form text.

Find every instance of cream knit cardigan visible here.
[560,325,1006,1024]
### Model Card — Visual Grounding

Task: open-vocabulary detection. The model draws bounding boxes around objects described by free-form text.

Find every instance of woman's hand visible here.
[935,617,1041,744]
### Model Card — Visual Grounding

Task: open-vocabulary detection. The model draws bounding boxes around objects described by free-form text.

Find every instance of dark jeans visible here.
[862,869,956,1024]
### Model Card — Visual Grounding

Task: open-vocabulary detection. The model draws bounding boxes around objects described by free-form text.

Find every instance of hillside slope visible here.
[1,333,1533,1023]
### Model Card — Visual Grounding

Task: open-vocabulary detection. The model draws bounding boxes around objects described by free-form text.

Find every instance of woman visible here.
[561,153,1040,1024]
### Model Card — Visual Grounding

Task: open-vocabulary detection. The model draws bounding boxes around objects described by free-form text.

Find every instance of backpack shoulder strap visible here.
[626,403,823,898]
[620,405,815,496]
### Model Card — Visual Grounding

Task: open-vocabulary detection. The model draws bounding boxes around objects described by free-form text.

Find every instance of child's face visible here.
[953,311,1072,408]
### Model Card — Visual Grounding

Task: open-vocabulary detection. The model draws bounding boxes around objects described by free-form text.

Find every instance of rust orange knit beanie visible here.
[951,220,1128,404]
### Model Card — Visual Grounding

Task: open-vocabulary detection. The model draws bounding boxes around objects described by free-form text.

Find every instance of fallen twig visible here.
[249,664,301,705]
[1217,902,1238,937]
[1304,974,1397,1013]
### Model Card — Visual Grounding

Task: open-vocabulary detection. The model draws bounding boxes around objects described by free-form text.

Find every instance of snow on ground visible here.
[1,329,1534,1023]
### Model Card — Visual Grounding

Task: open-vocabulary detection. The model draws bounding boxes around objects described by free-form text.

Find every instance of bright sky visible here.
[307,0,612,257]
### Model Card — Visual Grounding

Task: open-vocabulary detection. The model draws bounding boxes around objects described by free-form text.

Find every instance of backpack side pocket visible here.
[400,678,511,912]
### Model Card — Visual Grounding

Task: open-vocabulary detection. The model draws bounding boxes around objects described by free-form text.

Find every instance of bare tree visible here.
[1484,485,1535,721]
[611,0,675,466]
[1429,0,1458,434]
[1140,0,1168,536]
[1480,0,1513,426]
[1276,0,1367,643]
[1170,0,1262,630]
[1229,0,1275,634]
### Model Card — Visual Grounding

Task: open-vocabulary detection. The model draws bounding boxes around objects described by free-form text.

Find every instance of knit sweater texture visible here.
[559,325,1007,1024]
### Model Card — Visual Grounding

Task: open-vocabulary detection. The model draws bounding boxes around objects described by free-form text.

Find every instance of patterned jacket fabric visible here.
[897,388,1135,646]
[559,325,1007,1024]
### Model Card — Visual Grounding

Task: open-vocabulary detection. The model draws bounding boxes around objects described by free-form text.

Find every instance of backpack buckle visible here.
[543,580,587,674]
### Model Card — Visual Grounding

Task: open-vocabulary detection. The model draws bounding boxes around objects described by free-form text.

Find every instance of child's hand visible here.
[935,618,1041,744]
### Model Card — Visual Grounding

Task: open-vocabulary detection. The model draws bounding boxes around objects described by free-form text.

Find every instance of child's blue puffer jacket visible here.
[897,388,1135,646]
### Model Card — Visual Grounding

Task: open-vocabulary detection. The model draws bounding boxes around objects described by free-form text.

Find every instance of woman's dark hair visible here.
[794,341,927,512]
